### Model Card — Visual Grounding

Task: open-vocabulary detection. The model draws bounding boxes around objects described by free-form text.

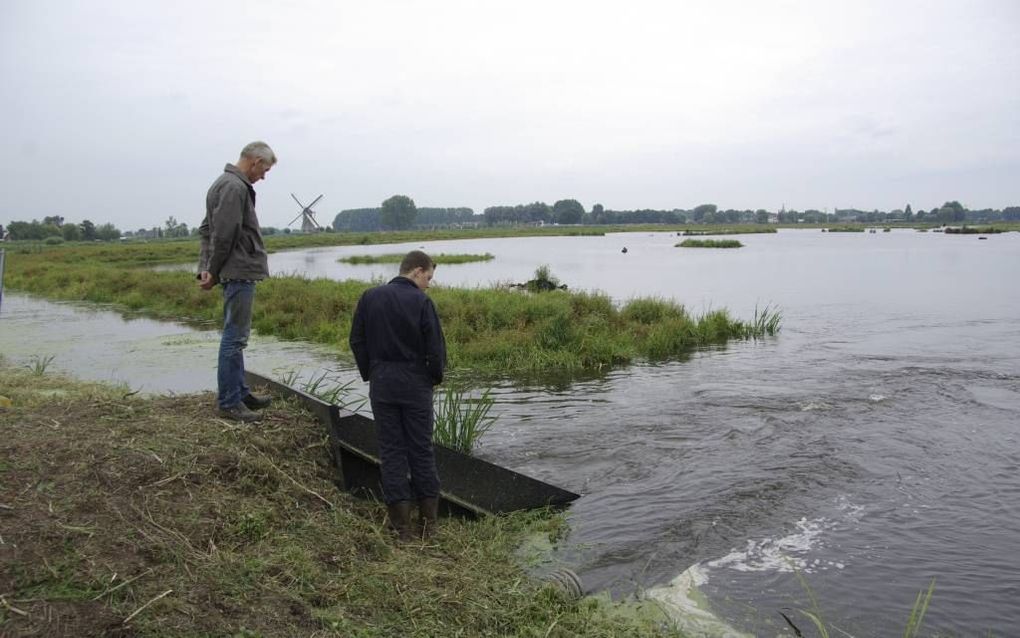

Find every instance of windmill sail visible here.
[289,193,325,232]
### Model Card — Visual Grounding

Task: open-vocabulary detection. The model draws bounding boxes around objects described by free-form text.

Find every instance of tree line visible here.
[5,199,1017,242]
[332,196,476,231]
[331,197,1019,231]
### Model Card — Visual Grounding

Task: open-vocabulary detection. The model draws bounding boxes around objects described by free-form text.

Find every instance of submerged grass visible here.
[339,252,495,265]
[3,239,781,376]
[0,363,679,637]
[781,564,937,638]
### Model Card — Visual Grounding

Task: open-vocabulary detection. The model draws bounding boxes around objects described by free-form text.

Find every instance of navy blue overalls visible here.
[349,276,446,503]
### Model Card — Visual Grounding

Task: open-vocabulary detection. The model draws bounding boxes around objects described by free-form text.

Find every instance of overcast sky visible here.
[2,0,1018,231]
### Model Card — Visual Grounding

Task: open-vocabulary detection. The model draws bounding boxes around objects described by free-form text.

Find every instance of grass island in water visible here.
[339,252,494,265]
[3,234,780,376]
[676,239,744,248]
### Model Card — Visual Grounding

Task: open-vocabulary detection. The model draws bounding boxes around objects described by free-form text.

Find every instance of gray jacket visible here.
[198,164,270,282]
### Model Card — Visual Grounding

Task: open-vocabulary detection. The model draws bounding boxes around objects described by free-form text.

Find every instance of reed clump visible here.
[433,385,497,454]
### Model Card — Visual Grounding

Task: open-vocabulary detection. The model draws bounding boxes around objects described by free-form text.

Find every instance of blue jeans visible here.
[217,281,255,409]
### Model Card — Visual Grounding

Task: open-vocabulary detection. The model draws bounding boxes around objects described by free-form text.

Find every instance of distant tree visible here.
[80,219,97,240]
[380,195,417,230]
[936,201,966,223]
[7,220,60,240]
[1003,206,1020,221]
[61,223,81,241]
[333,208,382,231]
[592,203,604,216]
[692,204,717,222]
[904,204,913,221]
[96,223,121,241]
[521,202,552,224]
[755,210,769,224]
[43,215,65,227]
[552,199,584,224]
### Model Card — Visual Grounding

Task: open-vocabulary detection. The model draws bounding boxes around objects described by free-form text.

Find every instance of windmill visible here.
[288,193,325,232]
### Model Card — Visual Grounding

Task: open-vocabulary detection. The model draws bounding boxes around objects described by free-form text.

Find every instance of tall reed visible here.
[277,368,366,412]
[433,386,496,454]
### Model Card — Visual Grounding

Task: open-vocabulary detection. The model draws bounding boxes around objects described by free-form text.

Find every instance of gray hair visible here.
[240,141,277,165]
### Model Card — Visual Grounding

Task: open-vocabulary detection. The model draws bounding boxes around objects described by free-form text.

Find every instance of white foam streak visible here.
[643,565,752,638]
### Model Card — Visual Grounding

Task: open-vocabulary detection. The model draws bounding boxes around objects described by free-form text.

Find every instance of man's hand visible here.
[198,271,215,291]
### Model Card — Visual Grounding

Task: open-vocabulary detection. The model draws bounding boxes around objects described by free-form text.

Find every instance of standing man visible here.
[349,250,447,541]
[198,141,276,422]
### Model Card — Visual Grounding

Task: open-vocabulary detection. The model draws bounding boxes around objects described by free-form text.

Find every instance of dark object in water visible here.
[544,568,584,599]
[979,236,988,240]
[244,371,580,517]
[621,247,628,253]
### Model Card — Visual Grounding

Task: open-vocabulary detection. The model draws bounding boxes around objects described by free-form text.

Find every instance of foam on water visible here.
[706,516,840,574]
[642,565,752,638]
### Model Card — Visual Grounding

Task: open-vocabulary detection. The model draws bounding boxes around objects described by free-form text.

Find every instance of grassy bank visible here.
[676,239,743,248]
[339,252,495,265]
[0,363,678,637]
[2,241,781,376]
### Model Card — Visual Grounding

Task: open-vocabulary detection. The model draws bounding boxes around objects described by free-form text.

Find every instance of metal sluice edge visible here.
[244,370,580,518]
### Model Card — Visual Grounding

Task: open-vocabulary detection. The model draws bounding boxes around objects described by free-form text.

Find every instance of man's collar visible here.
[224,163,252,186]
[389,276,418,287]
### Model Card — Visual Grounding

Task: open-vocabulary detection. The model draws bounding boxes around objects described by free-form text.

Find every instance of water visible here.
[2,229,1018,635]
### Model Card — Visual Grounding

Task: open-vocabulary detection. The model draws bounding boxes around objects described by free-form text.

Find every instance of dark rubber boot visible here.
[243,392,273,410]
[418,497,439,539]
[386,501,415,542]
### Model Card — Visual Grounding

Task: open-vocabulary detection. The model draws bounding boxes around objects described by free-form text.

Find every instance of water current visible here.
[2,229,1018,635]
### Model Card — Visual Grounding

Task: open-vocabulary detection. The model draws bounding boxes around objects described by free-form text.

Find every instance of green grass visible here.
[943,226,1004,234]
[0,364,681,636]
[433,385,497,454]
[339,252,495,265]
[676,239,743,248]
[2,237,781,377]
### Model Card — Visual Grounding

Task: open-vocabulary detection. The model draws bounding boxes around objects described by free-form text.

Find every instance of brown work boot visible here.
[418,497,439,539]
[386,501,415,543]
[218,403,262,423]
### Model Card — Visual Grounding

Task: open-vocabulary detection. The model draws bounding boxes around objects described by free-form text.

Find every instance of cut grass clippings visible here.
[0,363,680,637]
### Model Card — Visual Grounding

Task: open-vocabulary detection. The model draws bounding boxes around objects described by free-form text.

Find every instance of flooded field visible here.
[3,229,1019,635]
